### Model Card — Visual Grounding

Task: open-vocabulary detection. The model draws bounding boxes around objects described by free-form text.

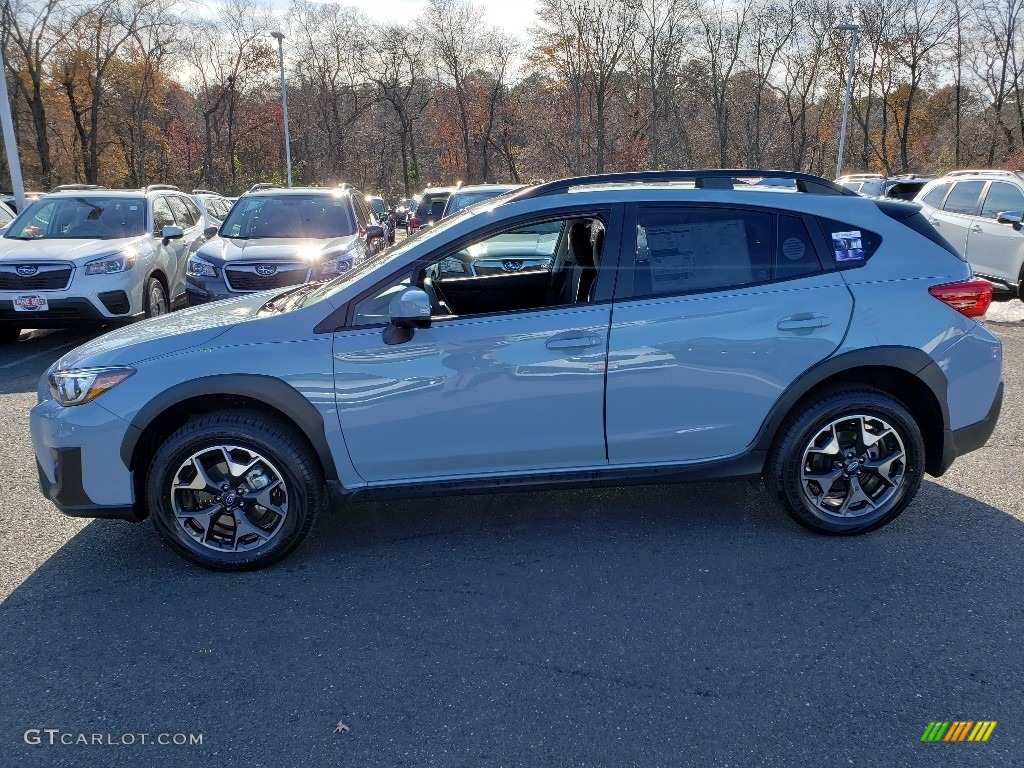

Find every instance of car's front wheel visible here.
[766,386,925,534]
[146,410,323,570]
[144,276,168,318]
[0,325,21,344]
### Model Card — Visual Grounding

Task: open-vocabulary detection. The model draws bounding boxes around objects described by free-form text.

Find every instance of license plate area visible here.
[13,295,49,312]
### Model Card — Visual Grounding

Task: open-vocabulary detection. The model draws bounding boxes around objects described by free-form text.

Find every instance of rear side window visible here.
[980,181,1024,219]
[166,196,196,228]
[816,217,882,268]
[632,206,773,297]
[776,215,823,279]
[942,181,985,215]
[920,182,950,208]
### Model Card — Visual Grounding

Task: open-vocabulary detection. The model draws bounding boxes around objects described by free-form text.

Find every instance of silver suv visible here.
[0,185,211,343]
[915,170,1024,296]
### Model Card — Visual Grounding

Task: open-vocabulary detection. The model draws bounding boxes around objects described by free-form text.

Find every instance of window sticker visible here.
[831,230,864,262]
[782,237,806,261]
[643,219,753,293]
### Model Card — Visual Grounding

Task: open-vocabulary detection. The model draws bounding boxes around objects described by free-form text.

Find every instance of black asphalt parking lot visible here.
[1,323,1022,767]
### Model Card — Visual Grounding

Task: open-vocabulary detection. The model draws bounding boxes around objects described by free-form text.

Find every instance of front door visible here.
[332,208,621,484]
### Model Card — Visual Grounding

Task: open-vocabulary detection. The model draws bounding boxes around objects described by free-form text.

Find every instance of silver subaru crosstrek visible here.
[31,170,1003,570]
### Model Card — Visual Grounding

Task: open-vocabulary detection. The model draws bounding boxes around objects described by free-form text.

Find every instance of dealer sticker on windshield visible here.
[13,294,48,312]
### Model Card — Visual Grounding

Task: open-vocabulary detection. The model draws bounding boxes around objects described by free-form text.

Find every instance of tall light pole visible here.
[0,44,26,209]
[269,31,292,187]
[835,22,861,180]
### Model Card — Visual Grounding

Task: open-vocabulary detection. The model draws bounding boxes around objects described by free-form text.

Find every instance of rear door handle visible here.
[546,333,603,350]
[777,313,831,331]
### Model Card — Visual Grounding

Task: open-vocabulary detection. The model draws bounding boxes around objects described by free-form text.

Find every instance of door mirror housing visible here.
[203,225,219,239]
[366,225,385,242]
[161,225,184,244]
[389,287,432,329]
[996,210,1023,226]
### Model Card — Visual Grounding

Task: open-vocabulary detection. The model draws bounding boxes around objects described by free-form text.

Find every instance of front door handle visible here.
[546,333,603,350]
[777,313,832,331]
[971,224,983,233]
[928,218,939,226]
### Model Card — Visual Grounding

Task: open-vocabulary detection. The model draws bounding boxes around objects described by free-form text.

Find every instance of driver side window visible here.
[351,215,607,327]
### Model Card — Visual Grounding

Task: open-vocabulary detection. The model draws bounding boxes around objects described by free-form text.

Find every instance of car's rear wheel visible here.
[146,410,323,570]
[766,386,924,534]
[144,276,168,318]
[0,325,21,344]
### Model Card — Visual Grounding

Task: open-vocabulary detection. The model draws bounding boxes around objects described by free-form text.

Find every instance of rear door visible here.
[929,180,985,257]
[968,180,1024,284]
[605,203,855,465]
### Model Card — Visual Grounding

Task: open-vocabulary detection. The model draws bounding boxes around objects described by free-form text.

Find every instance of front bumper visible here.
[185,276,232,305]
[31,397,143,520]
[0,297,135,327]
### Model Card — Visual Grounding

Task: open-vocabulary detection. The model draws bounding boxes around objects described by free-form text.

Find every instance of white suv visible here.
[915,170,1024,296]
[0,185,210,342]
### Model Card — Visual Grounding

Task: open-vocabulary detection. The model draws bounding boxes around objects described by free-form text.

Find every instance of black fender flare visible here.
[749,345,949,455]
[119,374,339,481]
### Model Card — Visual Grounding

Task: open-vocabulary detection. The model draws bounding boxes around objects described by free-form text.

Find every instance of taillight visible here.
[408,215,421,229]
[928,279,993,318]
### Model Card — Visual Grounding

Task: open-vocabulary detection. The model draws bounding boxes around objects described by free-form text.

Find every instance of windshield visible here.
[6,196,146,240]
[220,194,357,239]
[445,188,517,215]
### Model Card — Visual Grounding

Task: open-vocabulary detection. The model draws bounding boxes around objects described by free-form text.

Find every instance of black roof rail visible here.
[50,183,106,193]
[512,169,857,200]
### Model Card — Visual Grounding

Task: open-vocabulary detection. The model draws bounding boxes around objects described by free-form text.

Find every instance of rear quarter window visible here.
[920,182,951,208]
[816,217,882,268]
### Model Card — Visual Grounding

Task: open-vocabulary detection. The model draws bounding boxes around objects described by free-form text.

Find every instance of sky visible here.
[282,0,539,39]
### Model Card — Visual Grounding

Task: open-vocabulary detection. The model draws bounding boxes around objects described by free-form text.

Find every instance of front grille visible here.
[0,265,73,290]
[224,263,310,292]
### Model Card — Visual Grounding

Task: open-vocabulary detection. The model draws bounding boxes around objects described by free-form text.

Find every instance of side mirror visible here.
[161,225,184,244]
[365,225,385,242]
[419,222,434,231]
[996,211,1023,226]
[203,225,219,239]
[389,287,432,329]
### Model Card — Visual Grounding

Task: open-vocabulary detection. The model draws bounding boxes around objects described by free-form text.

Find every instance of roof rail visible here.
[145,184,179,192]
[50,183,106,193]
[512,170,857,201]
[248,183,281,193]
[191,188,218,195]
[946,169,1021,178]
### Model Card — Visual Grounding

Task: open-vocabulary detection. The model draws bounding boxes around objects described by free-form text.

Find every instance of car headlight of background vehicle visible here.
[47,367,135,407]
[187,255,218,278]
[438,256,466,274]
[85,252,136,275]
[320,250,355,276]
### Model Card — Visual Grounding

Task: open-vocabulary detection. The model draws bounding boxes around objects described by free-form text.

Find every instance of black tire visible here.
[765,386,925,535]
[146,410,323,570]
[0,325,21,344]
[144,276,169,318]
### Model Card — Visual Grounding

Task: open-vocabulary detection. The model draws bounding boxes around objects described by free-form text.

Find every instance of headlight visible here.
[187,255,217,278]
[85,252,135,275]
[438,257,466,274]
[47,367,135,407]
[320,253,354,276]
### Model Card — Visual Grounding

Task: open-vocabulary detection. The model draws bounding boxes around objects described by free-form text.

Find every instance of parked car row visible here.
[835,173,934,200]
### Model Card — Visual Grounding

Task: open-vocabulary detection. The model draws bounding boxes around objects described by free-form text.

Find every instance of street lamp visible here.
[0,42,25,209]
[835,22,861,179]
[269,31,293,187]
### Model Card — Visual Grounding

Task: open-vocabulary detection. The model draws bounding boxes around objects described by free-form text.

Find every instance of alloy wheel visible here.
[799,414,907,519]
[170,445,290,553]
